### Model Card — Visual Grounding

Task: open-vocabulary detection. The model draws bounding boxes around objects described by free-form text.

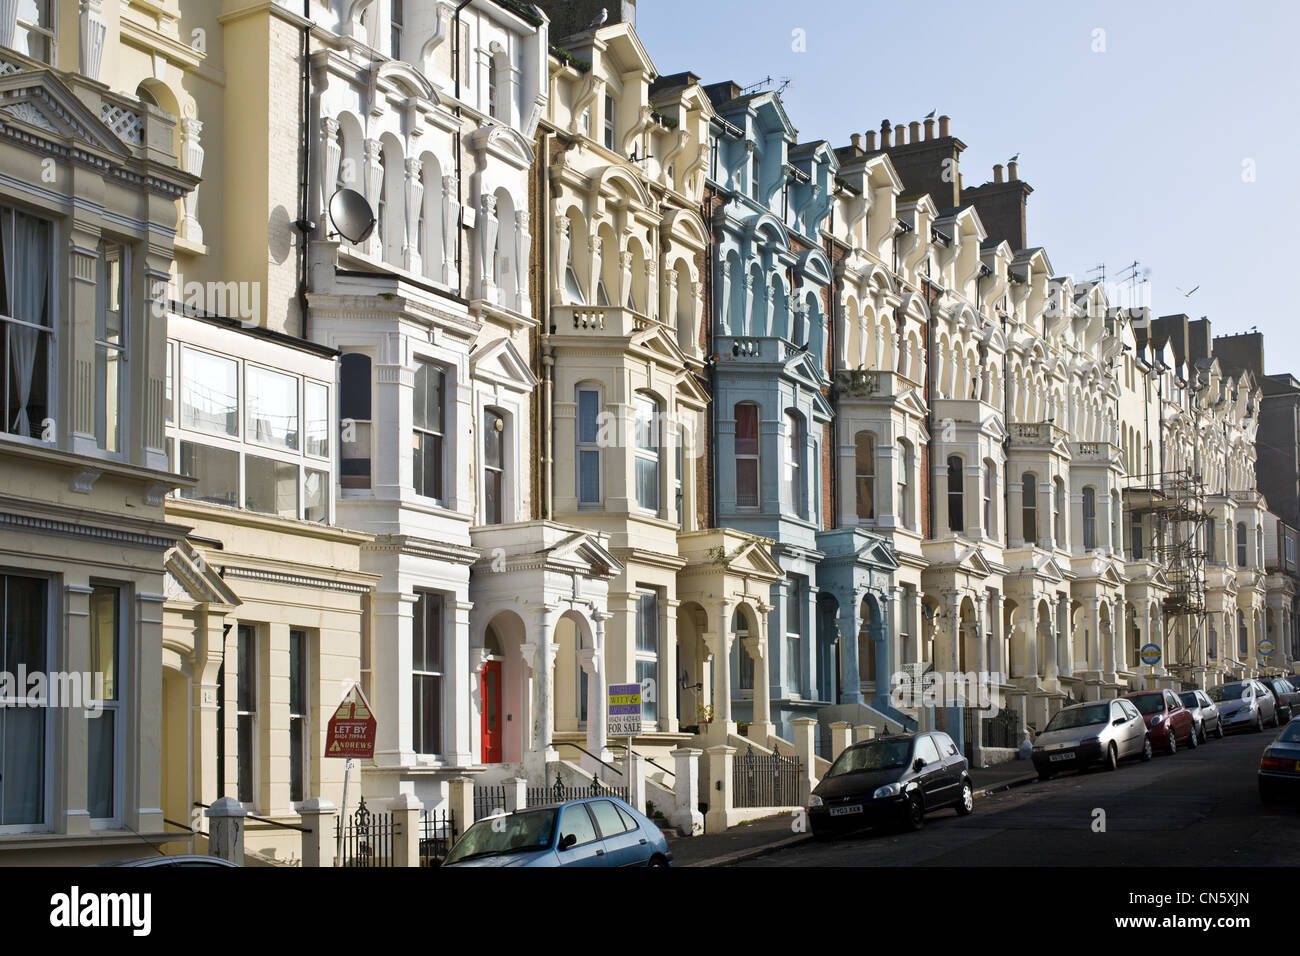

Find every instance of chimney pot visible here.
[909,121,920,143]
[850,132,861,150]
[880,119,891,142]
[893,122,905,147]
[993,164,1004,183]
[924,117,934,140]
[938,114,950,137]
[1008,160,1019,181]
[864,130,877,151]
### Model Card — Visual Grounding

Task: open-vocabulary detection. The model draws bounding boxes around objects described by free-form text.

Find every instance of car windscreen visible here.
[1129,693,1165,715]
[1178,692,1199,708]
[826,739,911,776]
[443,808,557,864]
[1279,722,1300,744]
[1043,704,1110,731]
[1209,683,1248,701]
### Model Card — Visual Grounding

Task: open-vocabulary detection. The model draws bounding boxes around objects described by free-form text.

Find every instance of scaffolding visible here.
[1122,469,1209,676]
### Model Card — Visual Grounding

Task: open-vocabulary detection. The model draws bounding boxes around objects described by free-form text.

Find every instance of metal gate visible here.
[525,774,629,808]
[419,809,458,866]
[335,796,394,867]
[732,744,801,808]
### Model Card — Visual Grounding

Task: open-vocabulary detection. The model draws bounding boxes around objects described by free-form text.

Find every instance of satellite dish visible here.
[328,187,376,244]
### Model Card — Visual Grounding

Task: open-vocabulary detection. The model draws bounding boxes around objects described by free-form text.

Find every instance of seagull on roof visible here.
[1008,152,1020,164]
[924,108,937,120]
[587,7,608,29]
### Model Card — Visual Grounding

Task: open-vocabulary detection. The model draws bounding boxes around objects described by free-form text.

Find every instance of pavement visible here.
[667,756,1041,867]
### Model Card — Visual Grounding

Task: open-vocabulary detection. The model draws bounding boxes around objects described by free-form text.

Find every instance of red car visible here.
[1122,689,1198,753]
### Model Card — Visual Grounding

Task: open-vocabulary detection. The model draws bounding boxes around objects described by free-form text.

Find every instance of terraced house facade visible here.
[1,0,1295,863]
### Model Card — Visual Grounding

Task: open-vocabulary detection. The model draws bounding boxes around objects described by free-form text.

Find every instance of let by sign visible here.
[326,684,377,759]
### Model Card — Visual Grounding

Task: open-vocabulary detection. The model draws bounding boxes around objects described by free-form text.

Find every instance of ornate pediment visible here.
[164,540,241,608]
[545,530,623,579]
[471,336,537,393]
[0,70,134,160]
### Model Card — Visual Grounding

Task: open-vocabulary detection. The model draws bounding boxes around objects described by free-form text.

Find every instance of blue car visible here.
[441,796,672,867]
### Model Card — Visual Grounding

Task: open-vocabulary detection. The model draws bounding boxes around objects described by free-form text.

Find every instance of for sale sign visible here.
[607,683,642,737]
[326,684,377,759]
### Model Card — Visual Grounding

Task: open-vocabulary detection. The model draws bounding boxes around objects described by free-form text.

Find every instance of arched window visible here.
[947,456,964,533]
[983,459,997,537]
[1082,487,1097,551]
[576,385,603,505]
[1022,473,1037,545]
[633,392,661,513]
[855,432,875,521]
[733,610,753,692]
[1236,522,1247,568]
[734,403,759,509]
[896,440,911,529]
[564,237,585,304]
[784,411,803,517]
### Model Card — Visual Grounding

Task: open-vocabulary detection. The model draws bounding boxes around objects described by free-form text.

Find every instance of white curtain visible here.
[5,212,48,437]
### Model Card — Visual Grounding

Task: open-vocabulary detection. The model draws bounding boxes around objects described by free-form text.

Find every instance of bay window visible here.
[87,583,123,826]
[576,386,602,505]
[635,590,659,723]
[634,393,660,513]
[0,573,48,829]
[412,359,446,501]
[483,408,505,524]
[734,402,759,509]
[855,431,875,520]
[412,591,443,755]
[1,207,53,440]
[95,241,126,453]
[247,365,299,451]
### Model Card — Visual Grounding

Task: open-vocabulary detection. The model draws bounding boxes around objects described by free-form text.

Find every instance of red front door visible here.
[481,660,502,763]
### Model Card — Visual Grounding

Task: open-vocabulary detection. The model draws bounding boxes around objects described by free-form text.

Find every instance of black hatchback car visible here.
[1260,677,1300,724]
[807,731,973,836]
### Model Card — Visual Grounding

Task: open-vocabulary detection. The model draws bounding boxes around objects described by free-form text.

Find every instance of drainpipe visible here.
[1001,313,1011,550]
[541,124,554,519]
[296,0,313,339]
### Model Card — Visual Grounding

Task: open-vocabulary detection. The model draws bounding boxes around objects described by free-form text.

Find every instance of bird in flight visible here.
[1176,284,1199,297]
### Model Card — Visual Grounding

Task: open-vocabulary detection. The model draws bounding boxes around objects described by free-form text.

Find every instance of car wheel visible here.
[1187,723,1199,749]
[903,793,925,831]
[1197,721,1207,745]
[1140,735,1153,762]
[1104,742,1119,771]
[647,854,670,868]
[956,780,974,816]
[1167,728,1177,754]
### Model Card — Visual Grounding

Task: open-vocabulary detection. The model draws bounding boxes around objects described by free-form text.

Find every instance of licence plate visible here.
[829,804,863,817]
[1049,752,1075,762]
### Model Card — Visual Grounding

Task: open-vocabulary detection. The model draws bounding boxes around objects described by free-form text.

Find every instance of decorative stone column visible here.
[363,138,383,256]
[402,157,423,274]
[477,193,499,302]
[179,116,205,244]
[79,0,106,81]
[514,209,531,314]
[663,267,680,332]
[552,211,571,302]
[741,626,773,743]
[441,174,460,286]
[837,592,862,705]
[321,117,341,217]
[588,232,603,306]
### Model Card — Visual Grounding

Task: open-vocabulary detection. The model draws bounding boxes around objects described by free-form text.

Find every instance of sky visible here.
[635,0,1300,374]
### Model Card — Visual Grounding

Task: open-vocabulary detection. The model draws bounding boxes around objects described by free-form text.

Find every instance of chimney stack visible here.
[850,132,861,151]
[894,121,906,147]
[909,121,920,143]
[938,114,950,137]
[864,130,877,150]
[993,164,1004,183]
[924,117,934,140]
[1008,160,1019,181]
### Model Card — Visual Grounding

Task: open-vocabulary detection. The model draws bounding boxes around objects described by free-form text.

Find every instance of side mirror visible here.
[913,758,926,772]
[558,832,577,851]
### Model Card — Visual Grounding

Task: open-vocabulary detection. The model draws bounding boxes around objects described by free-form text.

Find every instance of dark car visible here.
[1123,689,1197,753]
[1259,677,1300,724]
[1178,689,1224,743]
[441,796,671,867]
[1259,717,1300,804]
[807,731,972,836]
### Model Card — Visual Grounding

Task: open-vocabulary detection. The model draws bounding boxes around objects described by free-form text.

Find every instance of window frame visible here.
[0,571,55,833]
[94,239,128,455]
[855,431,875,522]
[575,385,604,507]
[87,581,126,830]
[412,590,445,757]
[288,628,310,806]
[734,402,760,510]
[1021,473,1037,545]
[633,392,661,514]
[0,205,57,445]
[235,624,257,809]
[634,589,660,725]
[15,0,56,65]
[483,406,506,524]
[783,410,803,519]
[1082,486,1097,551]
[412,357,448,503]
[946,456,964,534]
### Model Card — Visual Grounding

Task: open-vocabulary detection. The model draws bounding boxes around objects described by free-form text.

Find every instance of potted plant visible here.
[696,703,714,724]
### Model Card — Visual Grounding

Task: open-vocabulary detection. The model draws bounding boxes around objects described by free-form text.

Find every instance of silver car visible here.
[1178,689,1223,743]
[1032,698,1152,779]
[1209,680,1278,733]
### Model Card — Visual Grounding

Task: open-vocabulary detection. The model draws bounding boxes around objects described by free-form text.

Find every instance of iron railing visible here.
[525,774,629,808]
[732,744,801,808]
[336,796,394,867]
[473,785,508,821]
[418,809,458,866]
